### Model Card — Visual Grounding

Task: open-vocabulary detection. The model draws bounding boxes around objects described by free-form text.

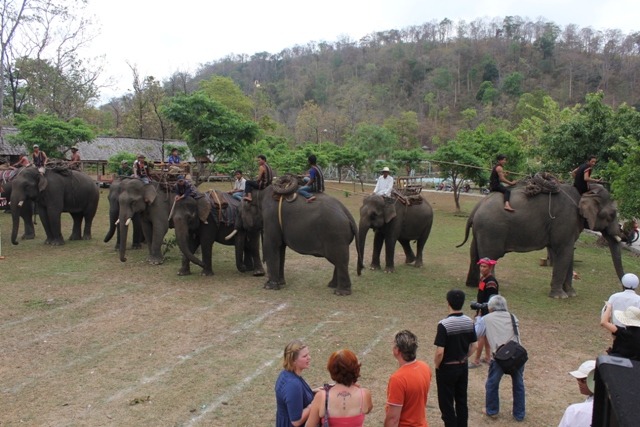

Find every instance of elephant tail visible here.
[352,215,364,276]
[456,217,473,248]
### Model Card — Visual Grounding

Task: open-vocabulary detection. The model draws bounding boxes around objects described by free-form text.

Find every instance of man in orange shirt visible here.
[384,330,433,427]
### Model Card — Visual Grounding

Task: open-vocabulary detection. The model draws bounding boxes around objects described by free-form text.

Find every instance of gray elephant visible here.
[359,195,433,272]
[103,180,144,250]
[1,180,36,240]
[458,184,624,298]
[240,187,363,295]
[10,166,99,245]
[172,191,264,276]
[117,179,171,264]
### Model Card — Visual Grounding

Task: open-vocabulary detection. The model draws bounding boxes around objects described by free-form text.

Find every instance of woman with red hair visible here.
[307,349,373,427]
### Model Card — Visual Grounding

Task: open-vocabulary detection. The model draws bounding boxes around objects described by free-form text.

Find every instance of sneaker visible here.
[483,409,498,419]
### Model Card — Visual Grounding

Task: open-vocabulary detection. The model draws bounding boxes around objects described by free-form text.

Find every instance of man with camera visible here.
[470,258,500,368]
[481,295,526,421]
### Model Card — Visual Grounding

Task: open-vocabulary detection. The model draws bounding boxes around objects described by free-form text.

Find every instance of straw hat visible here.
[381,167,390,172]
[614,306,640,328]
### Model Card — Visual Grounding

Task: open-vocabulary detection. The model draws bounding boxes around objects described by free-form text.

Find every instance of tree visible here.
[392,149,425,175]
[502,72,524,98]
[384,111,419,150]
[330,145,366,190]
[1,0,30,121]
[199,75,254,119]
[295,101,324,144]
[162,91,260,162]
[607,142,640,221]
[8,113,94,158]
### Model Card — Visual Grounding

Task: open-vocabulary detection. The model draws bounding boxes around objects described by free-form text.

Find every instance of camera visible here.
[470,301,489,316]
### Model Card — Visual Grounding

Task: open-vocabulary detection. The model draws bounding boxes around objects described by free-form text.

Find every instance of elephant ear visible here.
[37,174,48,193]
[143,184,157,205]
[579,192,602,230]
[241,202,254,230]
[197,196,211,223]
[384,201,397,223]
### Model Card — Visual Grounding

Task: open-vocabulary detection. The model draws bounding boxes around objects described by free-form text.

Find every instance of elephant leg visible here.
[560,247,578,297]
[248,233,264,276]
[69,213,83,240]
[82,212,94,240]
[326,244,352,295]
[263,239,284,290]
[398,238,416,265]
[21,203,35,240]
[148,225,166,265]
[383,235,397,273]
[132,215,143,249]
[199,231,214,277]
[548,245,573,298]
[141,221,155,261]
[466,237,481,287]
[278,245,286,284]
[46,209,65,246]
[328,268,338,288]
[413,234,428,268]
[370,231,383,270]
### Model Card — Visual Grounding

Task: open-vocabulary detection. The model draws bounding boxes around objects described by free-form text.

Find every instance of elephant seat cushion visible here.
[0,169,19,183]
[271,175,298,197]
[206,191,237,226]
[523,172,560,197]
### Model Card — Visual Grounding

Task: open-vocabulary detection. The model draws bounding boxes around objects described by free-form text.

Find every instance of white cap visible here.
[381,167,390,172]
[569,360,595,379]
[621,273,639,289]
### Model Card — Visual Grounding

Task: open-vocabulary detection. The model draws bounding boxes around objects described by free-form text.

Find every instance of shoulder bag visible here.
[493,313,528,375]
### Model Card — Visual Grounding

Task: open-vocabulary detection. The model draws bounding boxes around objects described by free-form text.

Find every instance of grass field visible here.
[1,182,638,427]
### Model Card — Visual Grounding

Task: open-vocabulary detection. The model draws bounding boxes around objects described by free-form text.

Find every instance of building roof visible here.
[0,127,197,162]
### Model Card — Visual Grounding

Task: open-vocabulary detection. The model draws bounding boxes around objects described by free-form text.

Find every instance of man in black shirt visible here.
[489,154,516,212]
[434,289,478,427]
[572,156,601,195]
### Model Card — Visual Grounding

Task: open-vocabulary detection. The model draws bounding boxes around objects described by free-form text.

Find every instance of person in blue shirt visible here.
[168,148,182,165]
[297,154,325,203]
[275,340,315,427]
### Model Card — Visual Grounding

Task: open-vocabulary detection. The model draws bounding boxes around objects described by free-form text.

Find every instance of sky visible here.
[85,0,640,103]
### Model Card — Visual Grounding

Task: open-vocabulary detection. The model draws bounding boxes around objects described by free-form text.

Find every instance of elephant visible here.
[1,180,37,240]
[117,178,172,265]
[457,183,624,298]
[239,186,363,295]
[103,180,144,250]
[10,166,99,245]
[358,195,434,272]
[172,191,264,276]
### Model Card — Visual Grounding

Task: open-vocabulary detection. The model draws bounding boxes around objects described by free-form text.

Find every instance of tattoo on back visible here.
[337,391,351,410]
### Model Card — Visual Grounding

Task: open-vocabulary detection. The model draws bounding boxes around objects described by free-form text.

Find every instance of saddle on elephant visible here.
[204,190,238,226]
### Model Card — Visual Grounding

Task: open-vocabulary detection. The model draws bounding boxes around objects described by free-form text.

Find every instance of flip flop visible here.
[480,358,491,364]
[468,361,481,369]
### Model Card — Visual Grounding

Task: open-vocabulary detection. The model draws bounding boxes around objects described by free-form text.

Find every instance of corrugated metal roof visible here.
[0,127,196,162]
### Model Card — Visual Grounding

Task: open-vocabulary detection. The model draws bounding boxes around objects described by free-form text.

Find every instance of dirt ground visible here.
[0,183,636,426]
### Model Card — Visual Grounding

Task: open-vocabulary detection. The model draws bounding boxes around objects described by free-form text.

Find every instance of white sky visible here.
[85,0,639,103]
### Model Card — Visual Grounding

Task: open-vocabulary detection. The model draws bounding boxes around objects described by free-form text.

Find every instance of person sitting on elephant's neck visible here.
[243,155,273,202]
[372,167,393,197]
[571,156,601,195]
[12,152,30,169]
[31,145,48,172]
[174,175,196,201]
[601,303,640,361]
[605,273,640,329]
[228,170,246,201]
[117,160,133,178]
[490,154,516,212]
[298,154,325,203]
[68,146,81,170]
[134,154,151,184]
[470,257,499,368]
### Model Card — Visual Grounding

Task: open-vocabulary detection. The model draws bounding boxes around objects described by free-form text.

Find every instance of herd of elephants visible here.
[4,166,626,298]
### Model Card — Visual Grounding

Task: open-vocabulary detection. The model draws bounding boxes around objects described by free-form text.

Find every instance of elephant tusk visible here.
[115,219,120,225]
[615,235,622,243]
[17,201,24,207]
[125,218,131,226]
[225,229,238,241]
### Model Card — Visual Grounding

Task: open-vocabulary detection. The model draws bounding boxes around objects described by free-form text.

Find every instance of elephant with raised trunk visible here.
[240,187,363,295]
[1,180,36,240]
[172,192,264,276]
[359,195,433,273]
[457,184,624,298]
[117,179,171,264]
[10,166,98,245]
[103,180,144,250]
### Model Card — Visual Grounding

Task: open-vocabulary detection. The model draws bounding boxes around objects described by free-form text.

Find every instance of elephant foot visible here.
[548,289,568,299]
[147,257,164,265]
[21,234,35,240]
[131,244,142,249]
[68,234,82,241]
[327,280,338,288]
[177,269,191,276]
[82,235,92,240]
[264,281,281,290]
[369,264,381,271]
[384,267,395,273]
[200,270,214,276]
[238,265,248,273]
[564,288,579,297]
[48,238,65,246]
[414,261,424,268]
[334,288,352,296]
[405,256,416,264]
[253,270,265,277]
[114,244,120,251]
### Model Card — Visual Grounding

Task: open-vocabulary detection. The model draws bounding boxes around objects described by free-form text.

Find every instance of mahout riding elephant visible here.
[239,187,363,295]
[457,184,624,298]
[1,180,36,240]
[117,179,171,264]
[10,166,99,245]
[172,191,264,276]
[103,179,144,250]
[359,195,433,272]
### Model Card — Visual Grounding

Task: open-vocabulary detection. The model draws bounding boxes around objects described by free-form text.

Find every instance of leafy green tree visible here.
[199,75,254,118]
[162,91,260,162]
[384,111,419,150]
[502,72,524,98]
[347,124,397,176]
[607,139,640,220]
[8,114,94,159]
[392,149,425,175]
[331,145,367,188]
[107,152,137,173]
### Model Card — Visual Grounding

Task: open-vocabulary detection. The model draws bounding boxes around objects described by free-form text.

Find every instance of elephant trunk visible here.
[104,208,118,243]
[10,199,22,245]
[119,215,130,262]
[358,220,369,268]
[604,231,625,280]
[174,220,206,268]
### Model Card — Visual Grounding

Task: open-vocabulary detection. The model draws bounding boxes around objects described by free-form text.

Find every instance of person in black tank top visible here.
[243,155,272,202]
[490,154,516,212]
[571,156,601,195]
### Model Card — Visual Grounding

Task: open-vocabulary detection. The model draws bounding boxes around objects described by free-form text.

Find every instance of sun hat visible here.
[33,144,39,148]
[569,360,596,393]
[477,257,497,266]
[71,146,78,150]
[621,273,639,289]
[614,306,640,328]
[381,167,390,172]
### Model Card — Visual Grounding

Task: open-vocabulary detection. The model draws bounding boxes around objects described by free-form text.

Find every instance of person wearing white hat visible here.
[558,360,595,427]
[601,303,640,360]
[605,273,640,328]
[372,166,394,197]
[68,145,81,170]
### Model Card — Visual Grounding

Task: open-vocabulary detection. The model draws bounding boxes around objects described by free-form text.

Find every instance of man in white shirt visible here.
[373,166,394,197]
[228,170,246,201]
[558,360,595,427]
[606,273,640,327]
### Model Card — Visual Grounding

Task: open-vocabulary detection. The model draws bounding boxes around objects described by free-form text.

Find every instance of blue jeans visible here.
[232,192,243,201]
[298,177,314,199]
[485,360,525,420]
